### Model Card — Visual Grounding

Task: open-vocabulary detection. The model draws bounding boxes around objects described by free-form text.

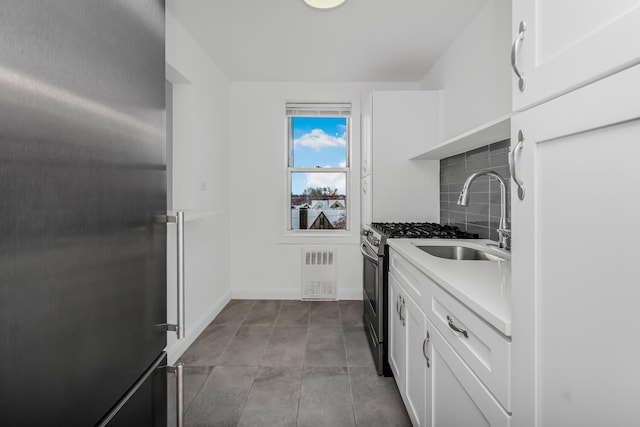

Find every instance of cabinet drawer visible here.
[429,318,511,427]
[428,283,511,412]
[389,250,433,306]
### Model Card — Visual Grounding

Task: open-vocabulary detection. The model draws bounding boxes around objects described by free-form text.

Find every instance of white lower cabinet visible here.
[389,248,511,427]
[429,318,510,427]
[389,270,429,427]
[404,286,429,427]
[388,272,406,394]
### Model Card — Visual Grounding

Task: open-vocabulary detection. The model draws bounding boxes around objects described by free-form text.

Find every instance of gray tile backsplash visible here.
[440,140,511,241]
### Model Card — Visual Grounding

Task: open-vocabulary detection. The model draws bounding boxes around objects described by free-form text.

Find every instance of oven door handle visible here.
[360,243,379,264]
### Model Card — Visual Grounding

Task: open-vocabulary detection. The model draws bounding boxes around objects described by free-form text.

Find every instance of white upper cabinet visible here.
[365,90,440,223]
[360,175,371,229]
[511,0,640,110]
[360,94,372,177]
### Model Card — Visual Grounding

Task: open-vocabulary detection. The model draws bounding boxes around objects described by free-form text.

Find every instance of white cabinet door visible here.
[360,175,371,229]
[361,94,372,177]
[511,0,640,110]
[510,65,640,426]
[428,318,510,427]
[388,272,406,394]
[404,292,430,427]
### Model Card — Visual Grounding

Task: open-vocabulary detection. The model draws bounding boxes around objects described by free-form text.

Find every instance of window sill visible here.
[277,230,359,245]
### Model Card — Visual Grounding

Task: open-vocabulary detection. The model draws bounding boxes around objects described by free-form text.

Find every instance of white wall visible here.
[229,82,419,300]
[420,0,511,140]
[165,10,231,363]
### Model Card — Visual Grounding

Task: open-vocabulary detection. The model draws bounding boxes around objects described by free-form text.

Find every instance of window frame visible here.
[285,107,351,235]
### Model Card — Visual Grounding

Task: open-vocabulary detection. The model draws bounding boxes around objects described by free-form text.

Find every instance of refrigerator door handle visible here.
[167,362,184,427]
[165,211,186,339]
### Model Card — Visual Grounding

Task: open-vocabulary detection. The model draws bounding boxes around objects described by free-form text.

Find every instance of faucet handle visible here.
[497,228,511,251]
[498,228,511,237]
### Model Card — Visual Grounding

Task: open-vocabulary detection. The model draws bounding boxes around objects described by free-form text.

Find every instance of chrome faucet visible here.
[457,171,511,250]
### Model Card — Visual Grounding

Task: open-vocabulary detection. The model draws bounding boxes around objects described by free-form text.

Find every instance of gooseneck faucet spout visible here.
[457,171,510,250]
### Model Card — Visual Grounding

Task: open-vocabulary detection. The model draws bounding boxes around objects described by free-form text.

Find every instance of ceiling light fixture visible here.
[303,0,347,10]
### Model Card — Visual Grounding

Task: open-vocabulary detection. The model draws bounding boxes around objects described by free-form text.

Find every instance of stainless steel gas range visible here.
[361,222,479,376]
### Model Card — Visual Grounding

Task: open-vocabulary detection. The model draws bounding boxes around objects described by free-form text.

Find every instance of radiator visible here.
[301,248,337,300]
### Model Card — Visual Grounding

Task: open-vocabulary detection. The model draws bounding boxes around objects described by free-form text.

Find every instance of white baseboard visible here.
[231,287,362,300]
[337,289,363,300]
[231,287,300,300]
[166,289,232,365]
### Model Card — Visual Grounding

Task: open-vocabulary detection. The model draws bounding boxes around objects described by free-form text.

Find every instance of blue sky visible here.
[291,117,347,195]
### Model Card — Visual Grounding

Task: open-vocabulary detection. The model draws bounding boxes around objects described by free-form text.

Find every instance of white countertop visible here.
[388,239,512,336]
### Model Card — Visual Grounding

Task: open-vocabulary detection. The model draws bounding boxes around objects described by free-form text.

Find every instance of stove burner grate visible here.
[370,222,479,239]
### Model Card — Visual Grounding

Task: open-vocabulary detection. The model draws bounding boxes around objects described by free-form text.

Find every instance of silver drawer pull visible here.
[447,315,469,338]
[422,332,431,368]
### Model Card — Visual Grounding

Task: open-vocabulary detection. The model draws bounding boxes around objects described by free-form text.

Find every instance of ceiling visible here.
[166,0,488,82]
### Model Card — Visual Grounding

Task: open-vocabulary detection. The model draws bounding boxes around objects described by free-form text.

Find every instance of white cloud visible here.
[295,128,346,151]
[305,173,346,194]
[338,161,346,168]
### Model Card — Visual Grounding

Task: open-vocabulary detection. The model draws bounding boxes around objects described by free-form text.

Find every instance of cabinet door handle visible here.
[423,332,430,368]
[509,130,526,200]
[396,296,400,316]
[447,315,469,338]
[511,20,527,92]
[400,298,406,326]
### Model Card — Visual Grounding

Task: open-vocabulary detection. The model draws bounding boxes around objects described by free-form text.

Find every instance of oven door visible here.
[361,240,380,320]
[361,239,386,375]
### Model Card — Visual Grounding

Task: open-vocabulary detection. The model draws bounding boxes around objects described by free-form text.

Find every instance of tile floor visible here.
[176,299,411,427]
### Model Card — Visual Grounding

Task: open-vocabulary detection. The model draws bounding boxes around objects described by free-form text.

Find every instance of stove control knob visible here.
[360,229,371,237]
[373,238,381,246]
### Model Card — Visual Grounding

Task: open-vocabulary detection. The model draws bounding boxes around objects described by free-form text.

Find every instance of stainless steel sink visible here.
[416,245,507,261]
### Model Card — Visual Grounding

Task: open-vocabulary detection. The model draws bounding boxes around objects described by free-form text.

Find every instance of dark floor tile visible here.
[243,300,283,326]
[217,325,272,366]
[261,326,308,367]
[339,300,364,326]
[298,367,355,427]
[186,367,214,409]
[238,367,302,427]
[185,366,257,427]
[349,367,411,427]
[343,327,375,368]
[276,300,310,325]
[213,300,256,325]
[177,300,413,427]
[304,326,346,367]
[309,301,342,325]
[179,324,240,366]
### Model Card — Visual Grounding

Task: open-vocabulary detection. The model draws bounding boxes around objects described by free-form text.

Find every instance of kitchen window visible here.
[286,102,351,232]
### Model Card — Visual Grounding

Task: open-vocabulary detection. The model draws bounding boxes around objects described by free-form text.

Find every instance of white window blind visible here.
[286,102,351,117]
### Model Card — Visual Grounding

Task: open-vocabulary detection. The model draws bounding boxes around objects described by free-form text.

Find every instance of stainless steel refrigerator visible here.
[0,1,174,425]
